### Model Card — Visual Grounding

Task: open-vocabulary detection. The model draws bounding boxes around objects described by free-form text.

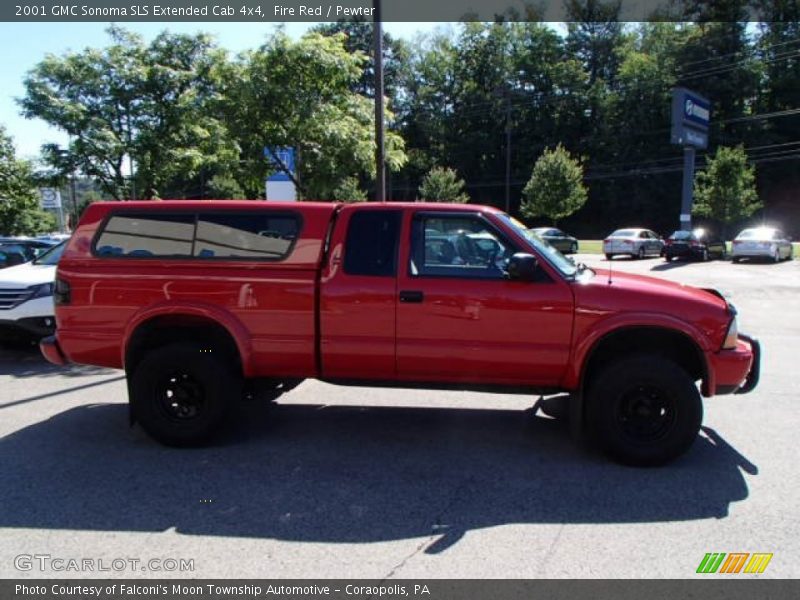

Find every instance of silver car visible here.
[731,227,793,263]
[603,228,664,260]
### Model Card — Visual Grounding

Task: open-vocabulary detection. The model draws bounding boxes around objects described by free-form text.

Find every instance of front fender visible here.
[561,311,713,391]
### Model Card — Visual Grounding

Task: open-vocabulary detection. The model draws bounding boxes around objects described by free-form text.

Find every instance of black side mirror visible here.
[506,252,539,281]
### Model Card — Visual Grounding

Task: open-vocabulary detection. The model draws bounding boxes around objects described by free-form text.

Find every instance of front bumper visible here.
[710,333,760,395]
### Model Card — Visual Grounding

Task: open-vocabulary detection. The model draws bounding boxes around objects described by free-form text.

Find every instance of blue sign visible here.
[264,147,295,182]
[683,94,711,127]
[671,88,711,149]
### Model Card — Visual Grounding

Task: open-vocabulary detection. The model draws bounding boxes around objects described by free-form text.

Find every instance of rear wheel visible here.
[701,248,709,262]
[586,356,702,466]
[636,247,645,259]
[605,253,614,261]
[130,342,241,446]
[570,242,578,254]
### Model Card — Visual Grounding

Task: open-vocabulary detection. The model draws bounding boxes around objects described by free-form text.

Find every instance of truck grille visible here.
[0,288,33,310]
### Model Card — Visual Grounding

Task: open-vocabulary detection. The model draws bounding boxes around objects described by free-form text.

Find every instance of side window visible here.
[95,213,195,257]
[194,213,299,259]
[411,214,514,279]
[344,210,401,277]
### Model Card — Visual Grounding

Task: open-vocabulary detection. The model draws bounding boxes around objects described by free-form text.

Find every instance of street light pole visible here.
[373,0,385,202]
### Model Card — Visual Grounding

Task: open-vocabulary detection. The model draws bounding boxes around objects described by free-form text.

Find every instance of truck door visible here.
[319,206,402,379]
[396,211,574,386]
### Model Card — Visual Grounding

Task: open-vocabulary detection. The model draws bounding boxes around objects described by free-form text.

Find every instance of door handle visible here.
[399,290,424,303]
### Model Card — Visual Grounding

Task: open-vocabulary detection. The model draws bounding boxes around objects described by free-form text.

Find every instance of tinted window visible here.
[344,210,401,277]
[96,213,195,257]
[411,214,514,279]
[670,231,693,240]
[194,213,298,259]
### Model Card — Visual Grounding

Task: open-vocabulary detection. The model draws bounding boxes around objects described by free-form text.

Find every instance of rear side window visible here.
[194,213,298,259]
[94,211,300,260]
[95,214,195,257]
[344,210,401,277]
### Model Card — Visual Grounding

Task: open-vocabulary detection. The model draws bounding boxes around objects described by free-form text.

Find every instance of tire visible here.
[773,248,781,263]
[586,355,702,467]
[605,253,614,261]
[701,248,709,262]
[664,255,673,262]
[732,256,740,264]
[636,247,645,260]
[130,342,241,447]
[570,242,578,254]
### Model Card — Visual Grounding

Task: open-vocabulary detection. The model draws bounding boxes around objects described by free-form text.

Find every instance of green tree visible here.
[0,126,55,235]
[331,177,367,203]
[693,145,761,237]
[220,31,406,200]
[20,26,236,200]
[521,145,587,225]
[418,167,469,203]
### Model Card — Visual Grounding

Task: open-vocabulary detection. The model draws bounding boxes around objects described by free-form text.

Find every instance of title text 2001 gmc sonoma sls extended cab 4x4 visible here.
[40,201,760,466]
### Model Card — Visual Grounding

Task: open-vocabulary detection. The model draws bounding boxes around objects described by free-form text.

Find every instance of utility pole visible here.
[505,96,512,214]
[373,0,385,202]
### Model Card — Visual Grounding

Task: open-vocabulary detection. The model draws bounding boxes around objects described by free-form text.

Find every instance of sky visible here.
[0,21,443,160]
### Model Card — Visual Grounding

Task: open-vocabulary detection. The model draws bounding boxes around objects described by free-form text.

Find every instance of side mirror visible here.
[506,252,539,281]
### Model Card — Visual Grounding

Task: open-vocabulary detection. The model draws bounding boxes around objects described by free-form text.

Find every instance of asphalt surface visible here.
[0,254,797,579]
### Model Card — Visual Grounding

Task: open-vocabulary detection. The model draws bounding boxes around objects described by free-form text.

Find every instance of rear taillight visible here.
[603,239,610,243]
[666,239,673,245]
[690,241,702,247]
[54,278,71,305]
[733,240,742,246]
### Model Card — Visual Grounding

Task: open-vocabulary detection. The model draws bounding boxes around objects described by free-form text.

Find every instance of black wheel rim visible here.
[155,371,205,422]
[615,384,677,443]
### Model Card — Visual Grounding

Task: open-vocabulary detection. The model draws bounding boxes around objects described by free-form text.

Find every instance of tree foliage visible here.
[693,145,761,229]
[521,145,587,224]
[418,167,469,203]
[20,26,235,200]
[0,126,55,235]
[331,177,368,203]
[219,31,406,199]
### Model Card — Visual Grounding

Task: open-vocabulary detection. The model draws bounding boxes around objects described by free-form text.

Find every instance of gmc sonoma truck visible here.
[40,201,760,465]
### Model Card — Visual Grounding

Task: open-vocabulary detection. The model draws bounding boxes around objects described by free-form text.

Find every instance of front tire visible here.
[636,247,645,260]
[586,356,702,466]
[130,342,241,447]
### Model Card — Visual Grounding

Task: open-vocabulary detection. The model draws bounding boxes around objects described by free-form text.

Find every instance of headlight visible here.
[723,315,739,349]
[28,282,54,299]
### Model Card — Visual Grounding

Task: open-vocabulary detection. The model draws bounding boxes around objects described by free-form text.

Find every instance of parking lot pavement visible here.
[0,256,798,579]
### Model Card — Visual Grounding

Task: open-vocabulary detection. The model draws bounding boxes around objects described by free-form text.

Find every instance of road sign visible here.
[671,88,711,149]
[39,188,62,209]
[265,147,295,182]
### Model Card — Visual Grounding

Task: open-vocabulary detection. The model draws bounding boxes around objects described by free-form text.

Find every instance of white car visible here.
[0,241,65,342]
[731,227,793,263]
[603,228,665,260]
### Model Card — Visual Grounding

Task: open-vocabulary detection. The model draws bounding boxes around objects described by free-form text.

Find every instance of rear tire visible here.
[586,356,702,466]
[605,253,614,261]
[130,342,241,447]
[570,242,578,254]
[636,247,645,260]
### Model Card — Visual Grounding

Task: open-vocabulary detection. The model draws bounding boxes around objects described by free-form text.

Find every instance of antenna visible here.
[607,255,614,285]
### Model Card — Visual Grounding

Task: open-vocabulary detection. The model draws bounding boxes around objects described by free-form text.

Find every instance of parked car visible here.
[530,228,579,254]
[0,239,59,269]
[664,228,726,262]
[603,228,664,260]
[41,201,759,466]
[0,241,65,342]
[731,227,793,263]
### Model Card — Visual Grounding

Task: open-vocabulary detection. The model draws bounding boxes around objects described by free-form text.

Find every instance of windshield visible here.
[33,241,66,265]
[498,214,579,278]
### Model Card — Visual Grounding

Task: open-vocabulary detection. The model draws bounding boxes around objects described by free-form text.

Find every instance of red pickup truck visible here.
[41,201,759,465]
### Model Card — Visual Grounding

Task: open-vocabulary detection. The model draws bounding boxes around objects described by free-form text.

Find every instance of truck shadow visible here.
[0,344,115,379]
[0,399,754,551]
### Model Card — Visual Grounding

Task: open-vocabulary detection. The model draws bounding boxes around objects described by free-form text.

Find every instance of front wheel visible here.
[586,356,702,466]
[130,342,241,447]
[636,247,645,260]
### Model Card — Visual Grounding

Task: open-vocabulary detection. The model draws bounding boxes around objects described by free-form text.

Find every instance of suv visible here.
[41,201,759,466]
